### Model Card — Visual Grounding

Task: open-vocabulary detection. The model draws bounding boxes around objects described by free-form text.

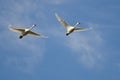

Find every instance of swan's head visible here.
[74,22,80,27]
[19,35,23,39]
[77,22,80,25]
[33,24,36,27]
[66,33,69,36]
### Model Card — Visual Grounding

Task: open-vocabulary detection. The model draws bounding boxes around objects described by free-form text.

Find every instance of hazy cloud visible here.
[66,23,104,68]
[43,0,74,5]
[0,29,46,73]
[0,0,47,73]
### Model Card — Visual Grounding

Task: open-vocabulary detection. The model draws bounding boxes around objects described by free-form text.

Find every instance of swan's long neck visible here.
[29,24,36,30]
[74,22,80,27]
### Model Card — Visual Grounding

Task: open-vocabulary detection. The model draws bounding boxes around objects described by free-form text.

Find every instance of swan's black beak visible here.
[78,22,80,24]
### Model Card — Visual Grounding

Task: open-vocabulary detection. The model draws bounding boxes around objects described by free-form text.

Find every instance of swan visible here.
[55,13,89,36]
[9,24,47,39]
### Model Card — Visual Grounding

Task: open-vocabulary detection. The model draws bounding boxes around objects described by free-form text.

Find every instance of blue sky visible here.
[0,0,120,80]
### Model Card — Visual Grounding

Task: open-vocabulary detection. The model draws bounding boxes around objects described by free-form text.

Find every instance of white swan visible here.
[55,13,89,36]
[9,24,47,39]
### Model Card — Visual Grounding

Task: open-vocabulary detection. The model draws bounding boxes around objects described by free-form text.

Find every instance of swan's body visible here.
[9,24,47,39]
[55,13,89,36]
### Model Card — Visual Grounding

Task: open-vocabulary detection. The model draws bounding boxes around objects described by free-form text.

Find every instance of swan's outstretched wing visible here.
[28,31,47,38]
[74,27,89,32]
[9,27,25,33]
[55,13,70,28]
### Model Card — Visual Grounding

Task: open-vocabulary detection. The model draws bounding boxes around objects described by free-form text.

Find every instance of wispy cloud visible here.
[0,0,47,27]
[42,0,74,5]
[66,23,104,69]
[46,21,105,69]
[0,0,47,74]
[0,29,46,73]
[44,0,65,5]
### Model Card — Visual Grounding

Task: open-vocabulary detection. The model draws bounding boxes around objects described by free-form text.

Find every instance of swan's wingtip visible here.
[8,24,13,29]
[8,24,12,27]
[39,36,48,38]
[55,12,57,15]
[8,26,12,30]
[43,36,48,38]
[89,27,93,30]
[55,12,59,17]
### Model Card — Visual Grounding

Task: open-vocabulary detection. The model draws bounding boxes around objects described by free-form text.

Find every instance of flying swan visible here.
[9,24,47,39]
[55,13,89,36]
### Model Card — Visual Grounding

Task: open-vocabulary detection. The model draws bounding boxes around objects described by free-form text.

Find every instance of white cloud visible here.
[66,23,104,69]
[43,0,74,5]
[0,30,46,73]
[47,0,64,5]
[0,0,46,27]
[0,0,47,74]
